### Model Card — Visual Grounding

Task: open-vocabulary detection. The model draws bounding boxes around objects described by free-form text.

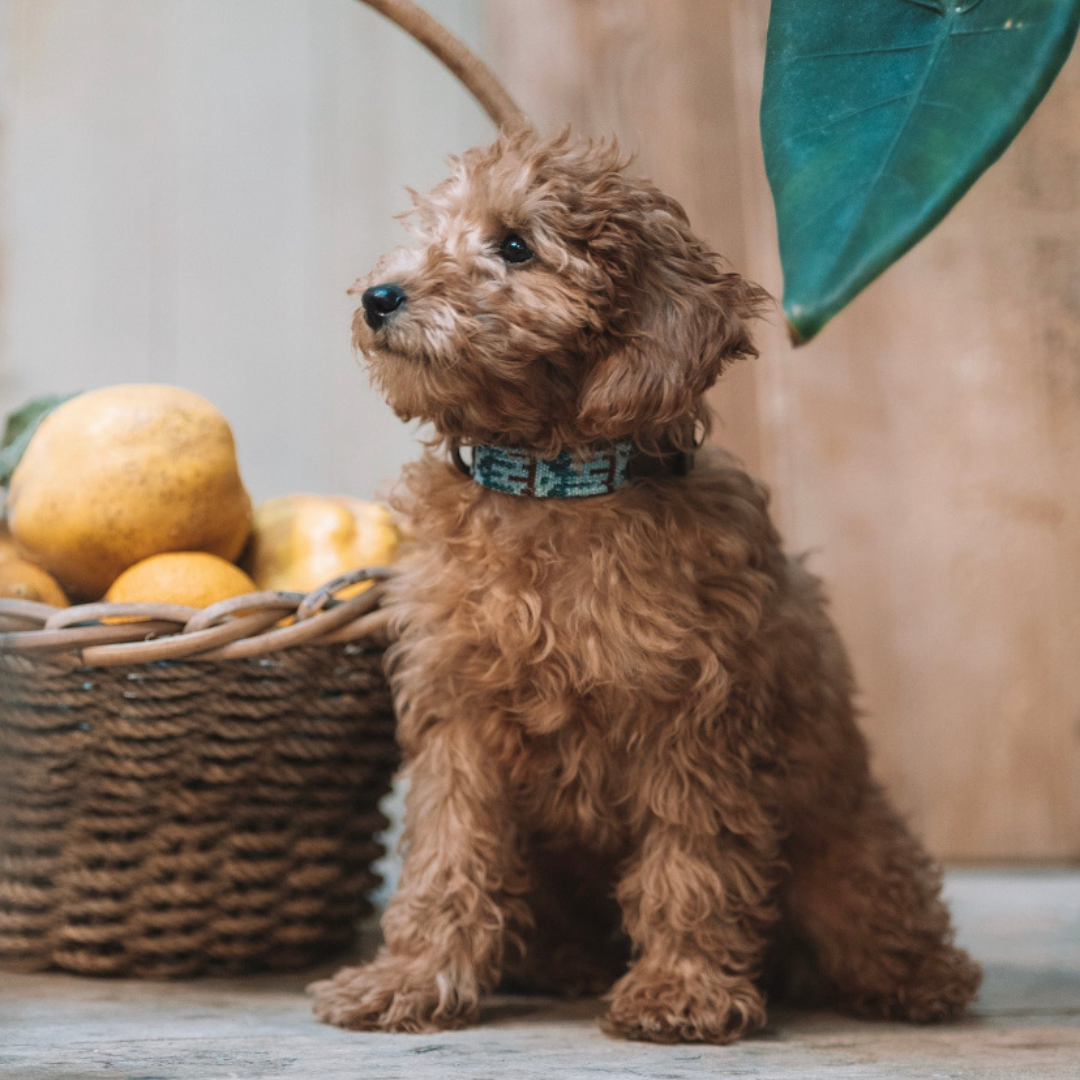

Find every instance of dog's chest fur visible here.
[386,451,785,847]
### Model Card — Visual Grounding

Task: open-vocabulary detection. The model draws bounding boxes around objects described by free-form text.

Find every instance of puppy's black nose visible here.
[362,284,407,330]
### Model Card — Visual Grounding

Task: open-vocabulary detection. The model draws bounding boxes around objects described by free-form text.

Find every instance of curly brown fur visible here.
[308,129,981,1043]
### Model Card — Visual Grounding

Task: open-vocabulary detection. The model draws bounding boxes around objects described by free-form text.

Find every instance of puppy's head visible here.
[352,129,769,453]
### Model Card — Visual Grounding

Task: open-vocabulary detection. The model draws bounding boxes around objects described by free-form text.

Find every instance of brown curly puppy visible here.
[309,129,981,1043]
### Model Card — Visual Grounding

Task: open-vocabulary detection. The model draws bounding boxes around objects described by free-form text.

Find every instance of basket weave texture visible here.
[0,571,400,977]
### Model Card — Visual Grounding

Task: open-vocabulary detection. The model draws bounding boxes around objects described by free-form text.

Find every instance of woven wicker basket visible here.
[0,567,400,977]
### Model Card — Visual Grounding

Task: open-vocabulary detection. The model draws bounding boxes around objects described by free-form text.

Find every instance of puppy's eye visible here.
[498,233,534,265]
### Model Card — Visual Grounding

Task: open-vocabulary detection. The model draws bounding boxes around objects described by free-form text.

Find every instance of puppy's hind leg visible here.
[773,561,981,1021]
[783,785,982,1022]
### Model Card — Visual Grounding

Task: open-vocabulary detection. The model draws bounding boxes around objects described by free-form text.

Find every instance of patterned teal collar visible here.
[460,440,634,498]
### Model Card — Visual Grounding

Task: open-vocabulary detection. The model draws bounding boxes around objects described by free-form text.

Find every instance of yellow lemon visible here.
[7,385,252,600]
[0,557,68,606]
[242,495,400,599]
[106,552,257,608]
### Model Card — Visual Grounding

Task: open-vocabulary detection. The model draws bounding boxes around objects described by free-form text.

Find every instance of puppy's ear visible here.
[577,261,769,443]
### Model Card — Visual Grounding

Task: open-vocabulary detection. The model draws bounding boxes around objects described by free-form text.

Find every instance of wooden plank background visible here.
[489,0,1080,861]
[1,0,1077,860]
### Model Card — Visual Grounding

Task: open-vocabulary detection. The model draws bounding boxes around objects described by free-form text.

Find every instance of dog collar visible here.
[457,440,634,498]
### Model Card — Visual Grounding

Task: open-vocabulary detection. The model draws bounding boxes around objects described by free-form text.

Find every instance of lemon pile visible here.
[0,384,400,609]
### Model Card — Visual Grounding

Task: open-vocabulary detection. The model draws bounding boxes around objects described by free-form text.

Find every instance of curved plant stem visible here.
[356,0,529,130]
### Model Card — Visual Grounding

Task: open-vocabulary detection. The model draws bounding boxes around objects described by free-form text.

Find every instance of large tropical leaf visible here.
[762,0,1080,343]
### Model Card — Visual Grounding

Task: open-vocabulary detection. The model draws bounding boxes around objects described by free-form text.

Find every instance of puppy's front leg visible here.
[310,722,529,1032]
[604,766,782,1044]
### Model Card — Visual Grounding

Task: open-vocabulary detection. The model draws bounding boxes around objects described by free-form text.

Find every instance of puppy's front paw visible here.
[308,955,479,1033]
[602,963,766,1045]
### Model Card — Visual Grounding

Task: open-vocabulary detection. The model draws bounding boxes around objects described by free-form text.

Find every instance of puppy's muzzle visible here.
[362,284,407,330]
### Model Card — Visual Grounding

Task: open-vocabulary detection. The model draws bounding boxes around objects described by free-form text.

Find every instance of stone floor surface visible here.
[1,870,1078,1079]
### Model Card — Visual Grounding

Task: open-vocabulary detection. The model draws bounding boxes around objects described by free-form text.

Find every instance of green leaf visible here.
[0,394,77,488]
[762,0,1080,342]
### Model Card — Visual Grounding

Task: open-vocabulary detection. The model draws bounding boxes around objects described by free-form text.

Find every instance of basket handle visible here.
[356,0,529,130]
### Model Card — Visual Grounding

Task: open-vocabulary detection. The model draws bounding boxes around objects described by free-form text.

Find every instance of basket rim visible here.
[0,565,397,666]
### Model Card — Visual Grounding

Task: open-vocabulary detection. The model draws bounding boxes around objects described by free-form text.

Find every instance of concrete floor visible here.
[1,870,1078,1080]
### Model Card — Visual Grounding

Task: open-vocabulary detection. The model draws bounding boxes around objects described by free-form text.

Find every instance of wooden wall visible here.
[1,1,1076,861]
[488,0,1080,861]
